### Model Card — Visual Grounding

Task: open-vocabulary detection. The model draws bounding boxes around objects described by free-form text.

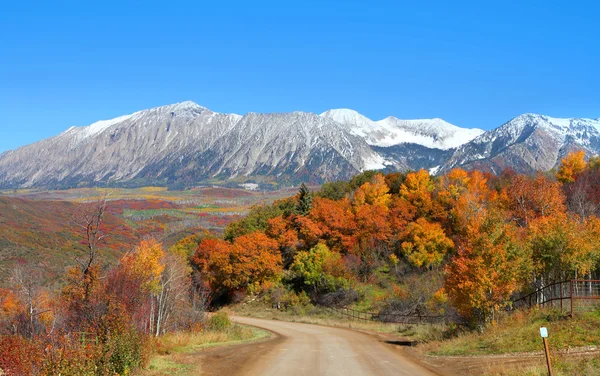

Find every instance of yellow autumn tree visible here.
[353,173,391,208]
[399,169,436,217]
[557,150,587,183]
[120,239,165,293]
[400,218,454,269]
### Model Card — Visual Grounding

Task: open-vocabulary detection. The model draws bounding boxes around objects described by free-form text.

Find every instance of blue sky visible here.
[1,0,598,153]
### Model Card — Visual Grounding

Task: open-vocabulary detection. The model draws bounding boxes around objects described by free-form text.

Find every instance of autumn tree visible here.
[192,232,282,295]
[445,214,525,324]
[557,150,587,183]
[399,169,437,218]
[400,218,454,269]
[352,174,391,208]
[565,164,600,219]
[527,214,600,284]
[310,197,357,253]
[500,173,565,227]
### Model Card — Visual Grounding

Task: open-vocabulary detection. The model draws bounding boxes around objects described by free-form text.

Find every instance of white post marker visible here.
[540,327,553,376]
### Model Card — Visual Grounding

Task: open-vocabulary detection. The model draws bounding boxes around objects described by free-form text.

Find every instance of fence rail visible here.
[512,279,600,315]
[325,306,449,325]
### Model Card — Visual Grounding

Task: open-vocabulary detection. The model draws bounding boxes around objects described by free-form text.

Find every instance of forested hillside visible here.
[193,151,600,323]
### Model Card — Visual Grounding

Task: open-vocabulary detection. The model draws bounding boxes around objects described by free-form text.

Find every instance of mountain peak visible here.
[320,108,373,124]
[150,101,209,114]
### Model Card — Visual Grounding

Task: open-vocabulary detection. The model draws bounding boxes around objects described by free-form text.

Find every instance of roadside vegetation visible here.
[424,308,600,356]
[143,312,270,376]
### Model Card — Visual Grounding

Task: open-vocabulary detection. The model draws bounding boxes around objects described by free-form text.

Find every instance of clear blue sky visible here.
[1,0,598,153]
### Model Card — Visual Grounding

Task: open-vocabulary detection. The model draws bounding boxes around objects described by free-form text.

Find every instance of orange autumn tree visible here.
[445,213,525,323]
[192,232,282,294]
[500,173,566,227]
[310,197,357,253]
[557,150,587,183]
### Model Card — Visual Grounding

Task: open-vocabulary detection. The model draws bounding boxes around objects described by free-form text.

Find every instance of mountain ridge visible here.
[0,102,598,189]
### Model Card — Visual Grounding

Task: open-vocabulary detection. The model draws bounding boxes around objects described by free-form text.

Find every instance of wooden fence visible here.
[325,306,449,325]
[512,280,600,316]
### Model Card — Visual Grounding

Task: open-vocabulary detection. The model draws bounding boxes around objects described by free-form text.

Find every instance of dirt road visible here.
[229,316,437,376]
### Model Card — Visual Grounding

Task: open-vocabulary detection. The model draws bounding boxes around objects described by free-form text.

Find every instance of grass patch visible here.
[140,313,270,376]
[482,356,600,376]
[423,308,600,356]
[155,325,269,355]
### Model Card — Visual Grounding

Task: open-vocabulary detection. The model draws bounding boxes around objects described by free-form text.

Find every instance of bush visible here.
[316,289,360,307]
[0,336,44,376]
[207,312,232,331]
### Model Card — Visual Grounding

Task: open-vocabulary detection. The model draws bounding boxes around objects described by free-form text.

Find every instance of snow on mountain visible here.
[0,102,386,188]
[1,101,597,189]
[319,109,376,138]
[320,109,483,150]
[374,117,484,150]
[440,113,600,174]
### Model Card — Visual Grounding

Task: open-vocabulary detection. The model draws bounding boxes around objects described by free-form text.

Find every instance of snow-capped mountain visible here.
[320,109,484,150]
[0,102,597,189]
[440,114,600,174]
[0,102,386,188]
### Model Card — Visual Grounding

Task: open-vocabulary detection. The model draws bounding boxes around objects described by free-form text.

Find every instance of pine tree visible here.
[295,183,313,216]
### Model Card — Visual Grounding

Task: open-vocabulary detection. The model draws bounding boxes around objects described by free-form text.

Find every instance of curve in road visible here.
[232,316,437,376]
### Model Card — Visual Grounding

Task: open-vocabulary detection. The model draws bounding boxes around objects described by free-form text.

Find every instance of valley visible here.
[0,186,296,283]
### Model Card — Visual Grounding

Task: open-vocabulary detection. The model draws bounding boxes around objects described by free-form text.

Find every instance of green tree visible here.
[290,243,347,293]
[295,183,313,216]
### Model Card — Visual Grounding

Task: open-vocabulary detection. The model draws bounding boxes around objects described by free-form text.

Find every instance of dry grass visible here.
[422,308,600,356]
[140,323,270,376]
[481,355,600,376]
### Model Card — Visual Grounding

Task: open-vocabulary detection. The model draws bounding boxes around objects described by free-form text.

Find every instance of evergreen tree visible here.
[295,183,313,216]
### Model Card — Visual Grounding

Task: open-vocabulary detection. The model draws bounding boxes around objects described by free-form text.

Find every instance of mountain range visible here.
[0,101,598,189]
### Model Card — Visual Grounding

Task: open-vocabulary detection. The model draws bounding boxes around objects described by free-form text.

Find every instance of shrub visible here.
[0,336,43,376]
[207,312,232,331]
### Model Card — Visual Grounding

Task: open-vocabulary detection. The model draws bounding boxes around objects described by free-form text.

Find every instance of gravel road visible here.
[231,316,436,376]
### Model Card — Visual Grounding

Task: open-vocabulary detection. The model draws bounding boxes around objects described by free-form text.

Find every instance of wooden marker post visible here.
[540,327,554,376]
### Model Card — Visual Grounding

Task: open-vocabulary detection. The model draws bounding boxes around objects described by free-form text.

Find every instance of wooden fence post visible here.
[570,280,574,317]
[559,281,563,312]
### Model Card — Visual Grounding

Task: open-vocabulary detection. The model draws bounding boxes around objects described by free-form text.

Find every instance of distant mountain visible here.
[0,102,597,189]
[440,114,600,174]
[320,109,484,149]
[0,102,384,188]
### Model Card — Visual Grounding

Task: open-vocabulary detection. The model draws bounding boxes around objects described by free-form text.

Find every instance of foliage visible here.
[223,198,296,241]
[289,243,349,294]
[192,232,283,295]
[400,218,454,269]
[445,214,525,323]
[557,150,587,183]
[206,311,232,331]
[294,183,313,216]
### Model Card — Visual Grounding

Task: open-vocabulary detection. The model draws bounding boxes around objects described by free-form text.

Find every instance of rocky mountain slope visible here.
[0,102,386,188]
[439,114,600,174]
[0,102,598,189]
